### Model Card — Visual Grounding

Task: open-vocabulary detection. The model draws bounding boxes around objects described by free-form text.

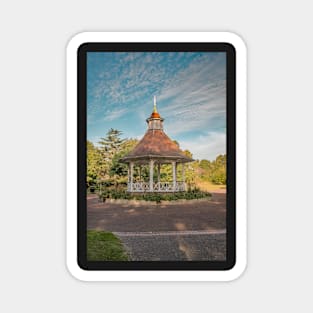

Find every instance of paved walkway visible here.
[115,230,226,261]
[87,192,226,261]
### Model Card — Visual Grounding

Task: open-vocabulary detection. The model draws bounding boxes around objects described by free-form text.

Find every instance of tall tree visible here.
[110,139,138,180]
[98,129,125,161]
[87,140,104,186]
[98,129,125,179]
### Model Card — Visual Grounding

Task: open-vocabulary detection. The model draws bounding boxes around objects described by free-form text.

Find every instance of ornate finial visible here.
[149,95,161,120]
[153,95,157,113]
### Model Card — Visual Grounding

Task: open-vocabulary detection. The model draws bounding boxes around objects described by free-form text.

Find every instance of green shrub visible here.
[98,187,211,202]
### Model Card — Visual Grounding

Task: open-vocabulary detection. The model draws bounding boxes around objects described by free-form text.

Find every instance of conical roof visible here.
[120,97,193,164]
[120,129,193,163]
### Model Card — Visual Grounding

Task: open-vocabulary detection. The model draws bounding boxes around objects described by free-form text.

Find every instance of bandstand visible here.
[120,97,193,192]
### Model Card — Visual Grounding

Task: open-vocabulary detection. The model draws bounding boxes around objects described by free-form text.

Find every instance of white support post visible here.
[172,161,176,191]
[157,163,161,183]
[127,163,130,191]
[130,162,134,192]
[182,163,185,191]
[149,160,154,192]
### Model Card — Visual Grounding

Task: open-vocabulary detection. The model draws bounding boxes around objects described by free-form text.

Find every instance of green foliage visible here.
[199,159,210,170]
[99,188,211,203]
[86,129,138,186]
[98,128,125,160]
[198,154,226,185]
[183,149,193,159]
[87,140,105,188]
[87,128,226,188]
[110,139,138,180]
[97,128,126,180]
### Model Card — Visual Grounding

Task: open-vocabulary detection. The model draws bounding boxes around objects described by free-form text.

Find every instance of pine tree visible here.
[98,128,125,161]
[97,129,125,180]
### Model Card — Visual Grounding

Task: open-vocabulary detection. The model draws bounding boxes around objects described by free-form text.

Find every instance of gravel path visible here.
[115,231,226,261]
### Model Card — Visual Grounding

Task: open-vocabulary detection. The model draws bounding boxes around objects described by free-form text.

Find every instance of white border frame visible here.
[66,32,247,281]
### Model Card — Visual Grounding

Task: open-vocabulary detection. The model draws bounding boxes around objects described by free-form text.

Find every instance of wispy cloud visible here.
[159,54,226,136]
[87,52,226,160]
[88,53,173,114]
[103,107,128,121]
[179,132,226,161]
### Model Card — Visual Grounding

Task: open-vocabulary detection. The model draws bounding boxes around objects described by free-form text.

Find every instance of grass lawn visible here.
[195,180,226,192]
[87,230,129,261]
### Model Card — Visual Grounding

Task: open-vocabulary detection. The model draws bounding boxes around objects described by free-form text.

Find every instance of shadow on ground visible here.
[87,192,226,232]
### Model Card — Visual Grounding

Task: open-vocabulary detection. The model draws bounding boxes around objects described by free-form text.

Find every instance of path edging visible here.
[104,197,211,205]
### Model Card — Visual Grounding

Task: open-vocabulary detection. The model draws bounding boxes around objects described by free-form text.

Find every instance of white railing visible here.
[127,181,186,192]
[131,182,150,192]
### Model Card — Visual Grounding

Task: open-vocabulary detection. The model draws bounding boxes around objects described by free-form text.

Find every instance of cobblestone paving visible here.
[116,231,226,261]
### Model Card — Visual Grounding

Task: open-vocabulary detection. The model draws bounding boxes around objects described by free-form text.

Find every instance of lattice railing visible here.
[127,181,185,192]
[131,182,150,192]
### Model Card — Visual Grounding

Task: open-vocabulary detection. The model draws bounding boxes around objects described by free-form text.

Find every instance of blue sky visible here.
[87,52,226,161]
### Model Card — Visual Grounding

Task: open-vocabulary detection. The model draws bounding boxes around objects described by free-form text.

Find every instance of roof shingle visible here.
[120,130,193,163]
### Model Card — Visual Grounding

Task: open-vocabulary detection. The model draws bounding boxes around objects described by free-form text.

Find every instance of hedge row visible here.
[99,188,211,203]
